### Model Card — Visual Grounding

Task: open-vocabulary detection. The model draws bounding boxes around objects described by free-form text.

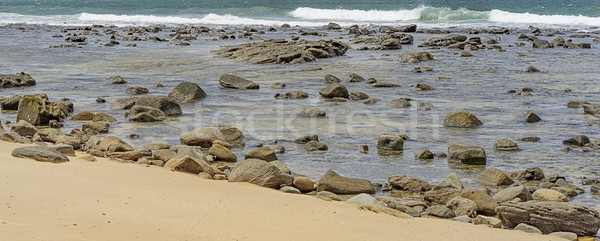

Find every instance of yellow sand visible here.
[0,141,563,241]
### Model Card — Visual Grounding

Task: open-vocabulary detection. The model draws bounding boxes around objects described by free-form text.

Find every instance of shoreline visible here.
[0,140,566,241]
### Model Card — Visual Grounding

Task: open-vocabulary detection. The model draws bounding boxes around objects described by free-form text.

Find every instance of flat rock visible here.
[304,141,328,151]
[12,146,69,163]
[180,126,244,148]
[106,75,127,84]
[244,146,277,161]
[493,186,533,203]
[476,168,515,186]
[317,169,375,195]
[316,191,342,201]
[459,189,497,216]
[388,175,430,192]
[218,74,259,89]
[448,145,486,165]
[428,205,455,218]
[494,139,519,151]
[532,189,568,202]
[228,158,293,189]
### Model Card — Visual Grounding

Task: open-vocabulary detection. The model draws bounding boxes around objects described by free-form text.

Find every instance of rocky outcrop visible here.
[317,169,375,194]
[168,82,207,103]
[496,201,600,236]
[448,145,486,165]
[212,39,349,64]
[219,74,259,89]
[0,72,36,88]
[228,158,294,188]
[180,126,244,148]
[443,110,482,128]
[16,95,73,126]
[12,146,69,163]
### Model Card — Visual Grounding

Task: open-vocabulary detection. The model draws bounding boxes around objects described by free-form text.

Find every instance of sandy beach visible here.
[0,140,565,241]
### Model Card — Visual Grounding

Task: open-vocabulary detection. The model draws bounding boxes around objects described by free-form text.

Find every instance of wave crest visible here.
[290,7,422,22]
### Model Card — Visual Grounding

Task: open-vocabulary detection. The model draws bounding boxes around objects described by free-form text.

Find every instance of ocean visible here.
[1,0,600,29]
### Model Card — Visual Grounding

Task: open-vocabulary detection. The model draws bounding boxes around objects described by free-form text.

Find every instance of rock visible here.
[429,205,456,218]
[532,189,568,202]
[168,82,207,103]
[280,186,301,194]
[371,82,400,88]
[518,136,540,142]
[79,154,97,162]
[294,134,318,144]
[208,144,237,162]
[524,66,540,72]
[567,100,588,108]
[269,82,286,89]
[111,151,142,161]
[348,92,369,101]
[494,139,519,151]
[317,169,375,194]
[401,51,434,63]
[1,132,31,144]
[11,146,69,163]
[388,175,430,192]
[458,51,473,57]
[322,74,341,83]
[346,193,378,205]
[443,110,482,128]
[448,145,486,165]
[144,143,171,150]
[532,39,551,48]
[415,83,434,91]
[70,112,96,121]
[459,189,497,216]
[271,145,285,153]
[304,141,328,151]
[363,98,380,104]
[453,215,472,223]
[446,196,477,218]
[46,144,75,156]
[477,168,515,186]
[96,98,106,103]
[473,215,502,228]
[514,223,542,234]
[358,204,413,219]
[377,134,404,151]
[82,121,110,135]
[1,95,22,111]
[496,201,600,236]
[152,149,177,162]
[414,149,434,160]
[423,185,461,205]
[365,78,377,84]
[562,135,590,146]
[412,67,433,73]
[346,73,365,82]
[582,104,600,117]
[319,83,348,99]
[244,146,277,161]
[275,91,308,99]
[180,126,244,148]
[375,196,420,217]
[228,158,293,189]
[443,173,464,190]
[511,167,545,180]
[165,154,214,176]
[387,98,411,108]
[106,75,127,84]
[10,120,38,138]
[0,72,36,88]
[125,86,149,95]
[549,232,578,241]
[110,96,138,110]
[493,186,533,203]
[316,191,341,201]
[134,95,182,116]
[524,111,541,122]
[99,136,134,153]
[128,105,165,122]
[16,95,72,126]
[293,177,315,192]
[295,108,326,117]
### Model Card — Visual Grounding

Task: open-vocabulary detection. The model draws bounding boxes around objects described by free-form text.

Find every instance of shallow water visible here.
[1,24,599,209]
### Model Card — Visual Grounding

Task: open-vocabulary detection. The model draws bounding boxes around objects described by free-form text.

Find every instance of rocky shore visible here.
[1,22,600,240]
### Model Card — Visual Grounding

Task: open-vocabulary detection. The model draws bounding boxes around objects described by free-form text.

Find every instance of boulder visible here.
[180,126,244,148]
[532,189,568,202]
[447,145,486,165]
[496,201,600,236]
[70,112,96,121]
[582,104,600,117]
[348,92,369,101]
[106,76,127,84]
[295,108,326,117]
[319,83,348,98]
[401,51,434,63]
[99,136,134,152]
[414,149,434,160]
[228,158,293,189]
[128,105,165,122]
[323,74,341,83]
[443,173,464,189]
[111,151,142,161]
[134,95,182,116]
[304,141,328,151]
[317,169,375,194]
[446,196,477,218]
[387,98,411,108]
[388,175,430,192]
[346,193,378,205]
[244,146,277,161]
[275,91,308,99]
[476,168,515,186]
[423,185,461,205]
[428,205,456,218]
[11,146,69,163]
[415,83,435,91]
[165,154,214,176]
[443,110,482,128]
[152,149,177,162]
[293,177,315,192]
[562,135,590,146]
[2,132,31,144]
[532,39,551,48]
[524,111,541,122]
[0,95,22,111]
[493,186,533,203]
[10,120,38,138]
[375,196,420,217]
[16,95,71,126]
[494,139,519,151]
[0,72,36,88]
[377,134,404,151]
[110,96,138,110]
[46,144,75,156]
[82,121,110,135]
[168,82,207,103]
[459,189,497,216]
[125,86,149,95]
[346,73,365,82]
[219,74,259,89]
[208,144,237,162]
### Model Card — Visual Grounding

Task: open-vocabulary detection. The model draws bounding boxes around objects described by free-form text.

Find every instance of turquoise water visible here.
[1,0,600,28]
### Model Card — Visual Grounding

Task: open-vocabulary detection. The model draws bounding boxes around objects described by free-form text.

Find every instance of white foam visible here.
[488,9,600,26]
[290,7,422,22]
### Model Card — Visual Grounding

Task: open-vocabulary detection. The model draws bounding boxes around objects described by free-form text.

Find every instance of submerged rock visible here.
[400,51,434,63]
[448,145,486,165]
[0,72,36,88]
[218,74,259,89]
[443,110,482,128]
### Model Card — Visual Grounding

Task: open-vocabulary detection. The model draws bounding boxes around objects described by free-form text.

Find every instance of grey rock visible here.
[493,186,532,203]
[494,139,519,151]
[128,105,165,122]
[2,132,32,144]
[346,193,378,205]
[304,141,328,151]
[452,215,472,223]
[1,95,22,111]
[323,74,341,83]
[524,66,540,72]
[180,126,244,148]
[387,98,411,108]
[448,145,486,165]
[229,158,293,189]
[401,51,434,63]
[524,111,541,122]
[0,72,36,88]
[275,91,308,99]
[548,232,578,241]
[460,189,497,216]
[446,196,477,218]
[532,39,551,48]
[316,191,342,201]
[414,149,434,160]
[476,168,515,186]
[443,110,482,128]
[125,86,149,95]
[319,83,348,98]
[375,196,420,217]
[294,134,318,144]
[12,146,69,163]
[562,135,590,146]
[317,169,375,194]
[280,186,301,194]
[295,108,326,117]
[348,92,369,101]
[219,74,259,89]
[429,205,456,218]
[82,121,110,134]
[377,134,404,151]
[10,120,38,138]
[99,136,134,152]
[134,95,182,116]
[168,82,207,103]
[388,175,430,192]
[106,75,127,84]
[346,73,365,82]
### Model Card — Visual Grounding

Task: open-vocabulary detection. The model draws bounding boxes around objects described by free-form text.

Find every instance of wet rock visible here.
[460,189,497,216]
[414,149,434,160]
[304,141,328,151]
[348,92,369,101]
[134,95,182,116]
[106,75,127,84]
[524,111,541,122]
[448,145,486,165]
[316,191,342,201]
[319,83,348,99]
[180,126,244,148]
[510,167,545,181]
[532,189,568,202]
[244,146,277,161]
[165,154,214,176]
[271,145,285,153]
[12,146,69,163]
[16,95,73,126]
[275,91,308,99]
[415,83,435,91]
[532,39,551,48]
[229,158,293,189]
[566,100,589,108]
[477,168,515,186]
[562,135,590,146]
[524,66,540,72]
[518,136,540,142]
[317,169,375,194]
[494,139,519,151]
[388,175,430,192]
[0,72,36,88]
[1,95,22,111]
[128,105,165,122]
[371,82,400,88]
[168,82,207,103]
[496,201,600,236]
[446,196,477,218]
[412,67,433,73]
[293,177,315,192]
[126,86,149,95]
[346,73,365,82]
[493,186,533,203]
[269,82,286,89]
[386,98,411,108]
[443,110,482,128]
[429,205,456,218]
[377,134,404,151]
[10,120,38,138]
[295,108,326,117]
[70,112,96,121]
[82,121,110,135]
[208,144,237,162]
[294,134,318,144]
[219,74,259,89]
[99,136,134,153]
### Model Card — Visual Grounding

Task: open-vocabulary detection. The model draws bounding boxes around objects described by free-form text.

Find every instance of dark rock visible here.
[518,136,540,142]
[524,111,541,122]
[10,120,38,138]
[532,39,551,48]
[294,134,318,144]
[128,105,165,122]
[377,134,404,151]
[429,205,456,218]
[448,145,486,165]
[110,96,139,110]
[346,73,365,82]
[443,110,482,128]
[12,146,69,163]
[219,74,259,89]
[0,72,36,89]
[319,83,348,98]
[562,135,590,146]
[401,51,434,63]
[415,83,435,91]
[414,149,434,160]
[388,175,430,192]
[165,153,214,176]
[375,196,420,217]
[348,92,369,101]
[582,104,600,117]
[134,95,182,116]
[99,136,134,152]
[423,185,461,205]
[317,169,375,194]
[275,91,308,99]
[229,158,293,189]
[126,86,149,95]
[304,141,328,151]
[1,95,22,111]
[82,121,110,135]
[323,74,341,83]
[524,66,540,72]
[371,82,400,88]
[106,75,127,84]
[387,98,411,108]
